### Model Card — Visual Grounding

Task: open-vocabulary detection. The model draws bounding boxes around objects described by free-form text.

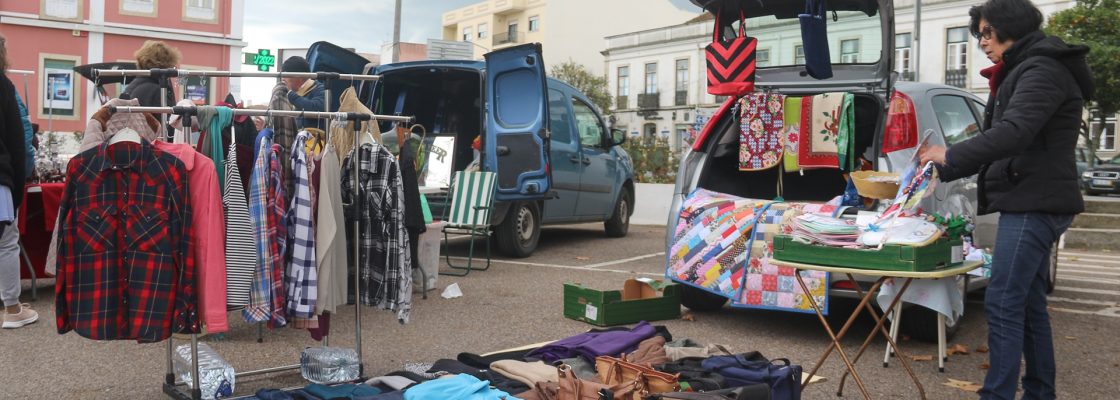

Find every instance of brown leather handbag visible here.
[558,364,641,400]
[596,355,681,399]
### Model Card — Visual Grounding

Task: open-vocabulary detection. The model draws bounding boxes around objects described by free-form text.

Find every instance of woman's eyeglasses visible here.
[975,25,995,41]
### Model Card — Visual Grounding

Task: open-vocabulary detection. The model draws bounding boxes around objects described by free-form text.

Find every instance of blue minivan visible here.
[307,42,635,257]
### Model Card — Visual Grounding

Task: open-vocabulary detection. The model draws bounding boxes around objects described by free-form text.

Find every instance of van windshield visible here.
[735,11,883,68]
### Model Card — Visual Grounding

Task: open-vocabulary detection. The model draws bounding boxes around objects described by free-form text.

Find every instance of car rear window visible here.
[733,10,882,68]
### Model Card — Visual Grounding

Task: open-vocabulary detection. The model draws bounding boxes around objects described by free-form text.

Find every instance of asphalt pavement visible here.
[2,223,1118,399]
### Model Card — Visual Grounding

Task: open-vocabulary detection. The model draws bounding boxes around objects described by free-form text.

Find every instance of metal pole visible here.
[353,113,364,377]
[94,69,379,82]
[913,0,922,82]
[393,0,402,63]
[190,334,201,400]
[108,106,410,123]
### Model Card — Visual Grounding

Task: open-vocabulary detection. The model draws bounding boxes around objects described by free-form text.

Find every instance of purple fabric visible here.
[527,321,657,362]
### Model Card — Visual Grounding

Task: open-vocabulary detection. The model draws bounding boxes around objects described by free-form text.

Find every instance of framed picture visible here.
[39,54,81,119]
[420,136,456,189]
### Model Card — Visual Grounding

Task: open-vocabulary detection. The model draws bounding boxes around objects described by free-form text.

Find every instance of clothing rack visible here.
[109,104,411,400]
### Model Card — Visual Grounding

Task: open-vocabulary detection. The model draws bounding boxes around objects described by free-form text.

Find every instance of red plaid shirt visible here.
[55,140,198,343]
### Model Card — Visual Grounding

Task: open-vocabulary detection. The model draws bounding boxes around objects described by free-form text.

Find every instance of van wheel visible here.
[605,187,631,238]
[680,285,728,312]
[496,201,540,258]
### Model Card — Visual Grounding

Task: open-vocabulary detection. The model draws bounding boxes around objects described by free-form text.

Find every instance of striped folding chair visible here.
[440,171,497,276]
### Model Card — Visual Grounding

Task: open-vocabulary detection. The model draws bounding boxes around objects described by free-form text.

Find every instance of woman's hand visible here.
[919,143,947,166]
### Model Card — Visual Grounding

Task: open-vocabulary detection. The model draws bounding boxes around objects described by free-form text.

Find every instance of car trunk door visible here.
[484,43,552,201]
[690,0,894,95]
[306,41,377,111]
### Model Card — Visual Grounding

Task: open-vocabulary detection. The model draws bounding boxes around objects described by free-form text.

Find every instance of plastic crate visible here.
[772,235,963,272]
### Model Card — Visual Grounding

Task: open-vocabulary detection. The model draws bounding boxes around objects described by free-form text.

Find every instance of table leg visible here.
[837,276,926,400]
[883,301,902,367]
[795,269,874,400]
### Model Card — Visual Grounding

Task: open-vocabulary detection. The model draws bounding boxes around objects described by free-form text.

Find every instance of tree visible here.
[1046,0,1120,167]
[549,61,613,116]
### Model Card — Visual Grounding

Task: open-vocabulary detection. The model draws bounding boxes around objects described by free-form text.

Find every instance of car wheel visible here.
[901,275,966,343]
[495,201,541,258]
[604,187,631,238]
[679,285,729,312]
[1047,240,1059,294]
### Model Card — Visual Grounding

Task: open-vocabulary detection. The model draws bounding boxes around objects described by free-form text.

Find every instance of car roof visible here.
[895,81,984,101]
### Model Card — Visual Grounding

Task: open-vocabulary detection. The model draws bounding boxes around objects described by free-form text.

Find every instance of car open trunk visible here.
[372,66,484,173]
[695,93,884,201]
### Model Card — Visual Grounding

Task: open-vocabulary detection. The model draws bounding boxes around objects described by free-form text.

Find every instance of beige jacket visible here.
[315,144,349,314]
[79,98,161,153]
[329,87,380,162]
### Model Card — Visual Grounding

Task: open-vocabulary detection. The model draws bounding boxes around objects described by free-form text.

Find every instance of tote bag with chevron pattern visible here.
[706,9,757,96]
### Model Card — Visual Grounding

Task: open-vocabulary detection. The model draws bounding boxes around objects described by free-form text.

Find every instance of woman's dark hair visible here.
[0,35,8,74]
[969,0,1044,42]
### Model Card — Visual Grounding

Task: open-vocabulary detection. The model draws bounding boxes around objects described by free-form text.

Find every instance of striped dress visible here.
[223,138,256,307]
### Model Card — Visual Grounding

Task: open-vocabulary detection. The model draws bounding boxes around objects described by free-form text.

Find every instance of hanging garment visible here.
[782,97,803,172]
[286,131,319,328]
[79,98,161,153]
[341,143,412,324]
[316,144,348,315]
[798,92,850,169]
[331,87,381,163]
[154,142,229,334]
[55,140,197,342]
[197,106,233,190]
[270,82,298,199]
[269,143,290,326]
[244,130,286,327]
[223,137,257,308]
[738,93,785,171]
[836,93,857,171]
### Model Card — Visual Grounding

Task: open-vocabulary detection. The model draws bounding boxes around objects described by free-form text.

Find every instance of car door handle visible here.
[569,155,591,165]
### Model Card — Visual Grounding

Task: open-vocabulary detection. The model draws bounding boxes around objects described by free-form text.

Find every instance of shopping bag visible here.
[799,0,833,79]
[706,8,757,96]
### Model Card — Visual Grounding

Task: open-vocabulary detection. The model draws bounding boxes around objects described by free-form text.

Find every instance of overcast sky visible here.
[238,0,700,104]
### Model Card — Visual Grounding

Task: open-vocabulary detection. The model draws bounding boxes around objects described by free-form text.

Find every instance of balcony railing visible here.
[638,92,660,109]
[493,31,523,46]
[945,68,968,88]
[675,90,688,106]
[616,95,628,110]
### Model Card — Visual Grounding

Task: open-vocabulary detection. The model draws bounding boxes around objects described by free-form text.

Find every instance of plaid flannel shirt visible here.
[244,131,286,327]
[341,143,412,323]
[286,131,318,325]
[269,143,289,327]
[55,140,197,342]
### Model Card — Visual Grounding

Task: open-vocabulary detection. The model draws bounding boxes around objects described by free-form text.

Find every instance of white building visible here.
[602,0,1116,156]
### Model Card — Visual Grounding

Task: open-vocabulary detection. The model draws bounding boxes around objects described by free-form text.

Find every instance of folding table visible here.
[770,259,983,400]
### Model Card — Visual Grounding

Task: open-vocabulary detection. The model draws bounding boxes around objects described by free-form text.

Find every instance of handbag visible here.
[701,354,802,400]
[799,0,833,79]
[705,7,757,96]
[656,357,727,392]
[596,355,681,398]
[559,364,640,400]
[647,384,773,400]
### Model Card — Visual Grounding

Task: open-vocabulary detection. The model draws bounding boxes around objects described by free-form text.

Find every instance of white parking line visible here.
[1059,263,1120,271]
[1048,296,1119,307]
[445,256,664,277]
[1049,306,1120,318]
[1060,257,1120,265]
[1052,286,1120,296]
[1061,251,1120,260]
[1062,269,1120,278]
[584,252,665,269]
[1058,276,1120,285]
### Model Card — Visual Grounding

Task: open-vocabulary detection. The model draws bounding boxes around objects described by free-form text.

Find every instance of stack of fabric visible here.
[787,214,860,247]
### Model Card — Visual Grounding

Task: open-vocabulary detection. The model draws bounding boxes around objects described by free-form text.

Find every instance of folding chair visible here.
[439,171,496,276]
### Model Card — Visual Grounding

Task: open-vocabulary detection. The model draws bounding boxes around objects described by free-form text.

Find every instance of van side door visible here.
[570,97,618,217]
[544,87,580,221]
[484,43,552,201]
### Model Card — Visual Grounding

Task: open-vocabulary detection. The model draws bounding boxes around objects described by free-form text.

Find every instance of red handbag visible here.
[706,9,757,96]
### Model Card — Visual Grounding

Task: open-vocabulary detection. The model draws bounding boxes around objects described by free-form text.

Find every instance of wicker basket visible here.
[851,171,901,199]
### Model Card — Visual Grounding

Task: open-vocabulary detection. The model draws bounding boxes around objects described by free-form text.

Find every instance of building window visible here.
[1092,118,1117,151]
[840,39,860,63]
[529,15,540,32]
[462,27,472,42]
[945,27,969,88]
[675,59,689,106]
[756,48,771,67]
[477,23,488,39]
[39,55,81,120]
[644,63,658,94]
[121,0,156,16]
[896,33,913,81]
[794,45,805,65]
[183,0,217,23]
[41,0,84,22]
[616,66,630,110]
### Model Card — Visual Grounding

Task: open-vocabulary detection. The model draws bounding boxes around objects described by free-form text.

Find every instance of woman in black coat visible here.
[919,0,1094,398]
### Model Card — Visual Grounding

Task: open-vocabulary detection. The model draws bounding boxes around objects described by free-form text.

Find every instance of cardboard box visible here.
[564,278,681,326]
[772,235,964,272]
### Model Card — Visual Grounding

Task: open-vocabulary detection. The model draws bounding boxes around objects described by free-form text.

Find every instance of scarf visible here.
[980,61,1006,96]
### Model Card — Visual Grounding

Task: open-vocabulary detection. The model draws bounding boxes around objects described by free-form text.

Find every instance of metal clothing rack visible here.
[103,68,410,400]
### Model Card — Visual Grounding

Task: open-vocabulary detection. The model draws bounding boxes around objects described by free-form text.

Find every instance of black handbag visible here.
[647,385,772,400]
[799,0,833,79]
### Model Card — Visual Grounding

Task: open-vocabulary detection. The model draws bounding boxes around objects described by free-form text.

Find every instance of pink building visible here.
[1,0,246,133]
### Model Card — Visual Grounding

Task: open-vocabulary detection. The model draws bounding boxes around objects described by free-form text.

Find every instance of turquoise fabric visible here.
[403,374,520,400]
[198,106,233,189]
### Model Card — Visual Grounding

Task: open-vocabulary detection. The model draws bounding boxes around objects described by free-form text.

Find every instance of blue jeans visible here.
[981,212,1073,400]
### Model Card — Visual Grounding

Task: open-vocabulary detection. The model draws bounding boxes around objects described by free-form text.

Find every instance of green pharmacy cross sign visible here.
[243,49,276,71]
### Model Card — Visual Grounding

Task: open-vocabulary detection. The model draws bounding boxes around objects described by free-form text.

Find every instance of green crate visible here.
[772,235,964,272]
[563,279,681,326]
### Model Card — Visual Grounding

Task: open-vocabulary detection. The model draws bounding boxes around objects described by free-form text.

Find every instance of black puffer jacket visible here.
[939,32,1094,215]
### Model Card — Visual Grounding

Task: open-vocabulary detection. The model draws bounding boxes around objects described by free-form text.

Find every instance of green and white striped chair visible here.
[440,171,497,276]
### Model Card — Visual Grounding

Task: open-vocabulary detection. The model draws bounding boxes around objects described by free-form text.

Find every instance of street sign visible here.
[243,49,276,71]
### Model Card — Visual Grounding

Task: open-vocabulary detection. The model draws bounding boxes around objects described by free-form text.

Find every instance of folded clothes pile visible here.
[788,214,860,247]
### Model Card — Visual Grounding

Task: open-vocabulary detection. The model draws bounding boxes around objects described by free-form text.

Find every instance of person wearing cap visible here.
[280,56,325,130]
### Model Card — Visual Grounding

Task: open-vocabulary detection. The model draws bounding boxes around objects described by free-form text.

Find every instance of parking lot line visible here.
[1062,269,1120,278]
[584,252,665,269]
[1051,286,1120,296]
[1048,296,1119,307]
[444,256,663,277]
[1049,306,1120,318]
[1060,257,1120,265]
[1060,251,1120,260]
[1058,276,1120,285]
[1059,263,1120,271]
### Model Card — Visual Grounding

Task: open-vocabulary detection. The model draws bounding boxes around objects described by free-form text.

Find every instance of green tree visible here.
[549,60,613,115]
[1046,0,1120,167]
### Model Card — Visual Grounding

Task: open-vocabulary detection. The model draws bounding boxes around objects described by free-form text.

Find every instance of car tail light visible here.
[882,91,918,154]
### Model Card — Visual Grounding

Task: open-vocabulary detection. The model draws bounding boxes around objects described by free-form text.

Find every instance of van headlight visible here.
[1082,171,1093,178]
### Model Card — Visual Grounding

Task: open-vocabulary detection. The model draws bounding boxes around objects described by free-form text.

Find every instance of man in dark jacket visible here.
[919,0,1094,398]
[280,56,326,130]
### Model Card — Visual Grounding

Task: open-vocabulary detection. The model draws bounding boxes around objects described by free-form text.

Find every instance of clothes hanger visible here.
[108,127,142,145]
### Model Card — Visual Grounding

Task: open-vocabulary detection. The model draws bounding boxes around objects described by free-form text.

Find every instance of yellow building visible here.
[441,0,697,74]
